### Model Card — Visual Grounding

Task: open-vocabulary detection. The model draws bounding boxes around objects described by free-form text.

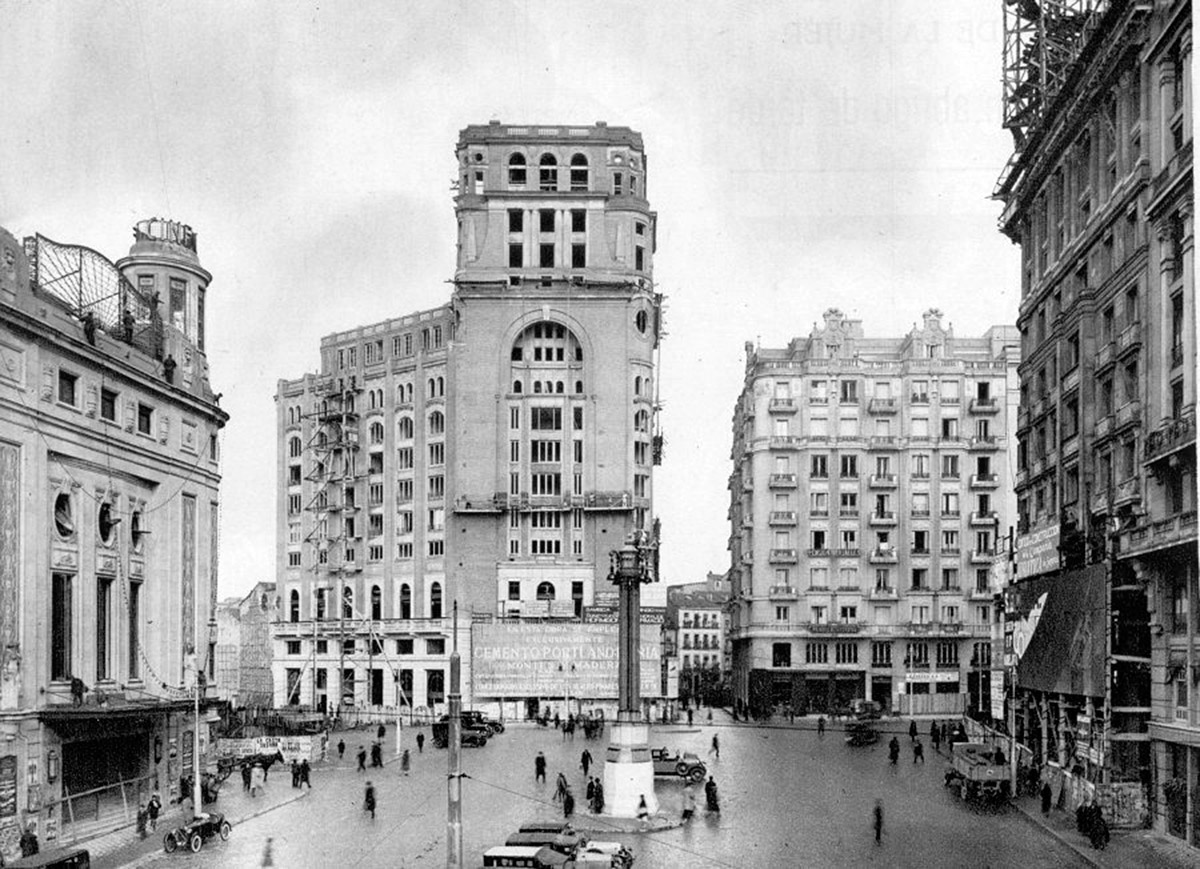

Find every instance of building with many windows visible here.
[0,219,226,851]
[666,573,731,708]
[995,0,1194,840]
[213,582,277,708]
[273,122,664,716]
[727,309,1018,719]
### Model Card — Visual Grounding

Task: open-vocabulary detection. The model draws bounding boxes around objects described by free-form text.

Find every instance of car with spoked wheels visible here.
[162,811,231,854]
[650,747,706,783]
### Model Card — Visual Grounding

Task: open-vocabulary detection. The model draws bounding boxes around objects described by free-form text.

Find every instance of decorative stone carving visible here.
[0,340,25,387]
[158,414,169,445]
[124,400,136,433]
[84,382,98,418]
[40,365,54,402]
[50,547,77,570]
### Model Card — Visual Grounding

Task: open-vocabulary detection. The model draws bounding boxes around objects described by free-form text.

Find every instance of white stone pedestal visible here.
[602,720,658,817]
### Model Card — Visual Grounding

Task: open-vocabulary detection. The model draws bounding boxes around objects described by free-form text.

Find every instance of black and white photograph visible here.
[0,1,1194,866]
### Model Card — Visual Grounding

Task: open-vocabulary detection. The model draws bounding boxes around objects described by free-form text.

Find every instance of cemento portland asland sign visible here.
[471,621,661,698]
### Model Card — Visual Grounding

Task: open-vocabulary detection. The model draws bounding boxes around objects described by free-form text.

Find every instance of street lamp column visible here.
[602,538,659,817]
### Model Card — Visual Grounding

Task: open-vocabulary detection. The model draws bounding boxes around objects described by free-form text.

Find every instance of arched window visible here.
[400,584,412,619]
[536,582,556,600]
[539,154,558,191]
[427,378,435,396]
[369,421,384,445]
[635,409,649,432]
[371,585,382,620]
[508,153,527,187]
[569,153,589,191]
[398,417,413,440]
[436,377,445,397]
[575,380,583,394]
[289,437,302,458]
[317,431,328,449]
[315,588,327,620]
[430,582,443,619]
[533,382,542,394]
[429,411,445,435]
[513,380,523,394]
[289,589,300,623]
[555,381,564,394]
[634,376,642,396]
[342,585,354,619]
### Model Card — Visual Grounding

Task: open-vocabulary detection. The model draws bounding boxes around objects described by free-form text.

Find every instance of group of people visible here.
[289,758,313,789]
[135,792,163,838]
[241,761,270,797]
[1074,796,1110,850]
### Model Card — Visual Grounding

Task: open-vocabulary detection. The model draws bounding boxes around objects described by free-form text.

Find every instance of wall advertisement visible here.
[471,621,661,698]
[1015,524,1059,578]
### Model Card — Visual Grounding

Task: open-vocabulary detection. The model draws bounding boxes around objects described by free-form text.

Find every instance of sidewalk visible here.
[86,775,309,869]
[1010,793,1197,869]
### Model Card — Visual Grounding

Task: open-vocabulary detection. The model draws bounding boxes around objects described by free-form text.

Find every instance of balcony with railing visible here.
[768,585,800,601]
[969,549,996,564]
[769,397,797,413]
[868,587,897,600]
[1119,511,1198,558]
[968,436,998,451]
[829,548,861,558]
[838,508,859,518]
[868,437,899,449]
[869,547,898,564]
[769,548,799,564]
[969,511,998,526]
[1114,400,1141,432]
[769,511,797,524]
[768,473,798,488]
[1117,321,1141,355]
[1095,340,1115,370]
[869,474,898,488]
[1061,366,1080,394]
[808,621,865,635]
[969,398,999,414]
[868,397,898,414]
[1144,413,1195,465]
[869,511,897,526]
[1112,476,1142,507]
[969,473,999,488]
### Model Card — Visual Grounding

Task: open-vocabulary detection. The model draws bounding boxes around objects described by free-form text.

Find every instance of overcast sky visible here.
[2,1,1021,601]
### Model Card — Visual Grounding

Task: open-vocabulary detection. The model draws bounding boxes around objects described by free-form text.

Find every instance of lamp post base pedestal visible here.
[602,719,658,818]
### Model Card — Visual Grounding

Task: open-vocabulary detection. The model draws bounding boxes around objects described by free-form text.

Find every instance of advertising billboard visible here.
[1012,565,1105,696]
[471,621,661,698]
[1016,524,1060,578]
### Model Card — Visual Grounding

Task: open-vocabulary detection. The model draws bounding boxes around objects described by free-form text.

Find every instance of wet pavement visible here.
[119,713,1102,868]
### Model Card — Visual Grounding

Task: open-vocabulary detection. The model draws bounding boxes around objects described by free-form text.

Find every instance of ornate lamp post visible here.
[602,534,658,817]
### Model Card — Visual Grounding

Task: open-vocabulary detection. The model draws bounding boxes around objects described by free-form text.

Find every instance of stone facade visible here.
[0,219,226,852]
[728,309,1019,719]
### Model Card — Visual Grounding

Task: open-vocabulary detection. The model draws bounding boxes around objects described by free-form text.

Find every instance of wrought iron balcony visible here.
[1144,414,1195,465]
[969,398,999,414]
[768,473,798,488]
[769,397,797,413]
[868,397,898,414]
[969,473,999,488]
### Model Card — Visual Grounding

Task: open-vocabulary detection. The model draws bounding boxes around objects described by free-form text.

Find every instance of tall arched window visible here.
[371,585,382,620]
[508,153,527,187]
[539,154,558,191]
[536,582,556,600]
[315,588,327,620]
[342,585,354,619]
[430,582,443,619]
[569,153,589,191]
[436,377,445,397]
[289,589,300,623]
[429,411,445,435]
[635,409,649,432]
[369,421,384,444]
[400,584,412,619]
[398,417,413,440]
[289,437,302,458]
[634,376,642,396]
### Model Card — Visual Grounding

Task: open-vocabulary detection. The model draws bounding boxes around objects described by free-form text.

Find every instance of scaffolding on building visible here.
[996,0,1116,196]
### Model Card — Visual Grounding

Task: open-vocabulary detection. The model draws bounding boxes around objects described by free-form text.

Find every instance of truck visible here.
[943,741,1011,803]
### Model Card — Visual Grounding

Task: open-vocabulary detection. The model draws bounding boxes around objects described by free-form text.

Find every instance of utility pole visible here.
[447,602,463,868]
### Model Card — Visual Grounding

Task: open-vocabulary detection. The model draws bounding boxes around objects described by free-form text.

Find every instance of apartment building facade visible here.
[274,122,664,716]
[996,0,1194,840]
[728,309,1018,719]
[0,220,226,850]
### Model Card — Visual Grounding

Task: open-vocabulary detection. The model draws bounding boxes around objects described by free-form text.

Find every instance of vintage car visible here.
[944,741,1011,802]
[650,747,706,782]
[850,699,883,720]
[461,710,506,734]
[431,720,489,748]
[8,847,91,869]
[482,845,569,867]
[845,721,880,746]
[162,811,231,854]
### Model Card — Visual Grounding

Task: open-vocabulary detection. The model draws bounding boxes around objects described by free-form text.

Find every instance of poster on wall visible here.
[1012,565,1106,696]
[0,756,16,817]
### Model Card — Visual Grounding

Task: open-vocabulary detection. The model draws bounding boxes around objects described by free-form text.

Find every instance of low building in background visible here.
[0,219,226,852]
[666,573,730,708]
[212,582,277,709]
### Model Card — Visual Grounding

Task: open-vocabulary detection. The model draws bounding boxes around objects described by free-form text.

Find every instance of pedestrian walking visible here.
[401,749,410,775]
[136,803,149,840]
[706,708,713,724]
[535,751,546,783]
[913,740,924,764]
[291,759,300,788]
[148,792,162,829]
[250,763,266,796]
[636,794,649,826]
[687,708,693,727]
[704,776,720,812]
[940,722,949,746]
[710,733,720,759]
[241,763,252,791]
[1040,781,1053,815]
[554,772,569,803]
[594,779,605,814]
[930,721,940,752]
[300,759,311,789]
[908,720,918,742]
[338,739,346,759]
[377,723,386,741]
[363,781,376,819]
[261,837,275,867]
[873,800,883,845]
[370,741,382,768]
[586,778,595,805]
[817,716,826,736]
[563,787,575,818]
[681,783,696,821]
[357,746,367,772]
[580,748,593,777]
[888,736,900,766]
[416,732,425,753]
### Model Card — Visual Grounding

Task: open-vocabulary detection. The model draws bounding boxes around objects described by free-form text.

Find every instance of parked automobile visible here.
[461,710,506,734]
[162,811,231,854]
[943,742,1010,803]
[8,847,90,869]
[431,720,488,748]
[845,721,880,746]
[650,747,707,782]
[851,699,883,720]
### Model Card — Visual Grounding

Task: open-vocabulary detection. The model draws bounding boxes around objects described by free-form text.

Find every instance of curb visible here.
[228,789,310,826]
[1012,803,1101,869]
